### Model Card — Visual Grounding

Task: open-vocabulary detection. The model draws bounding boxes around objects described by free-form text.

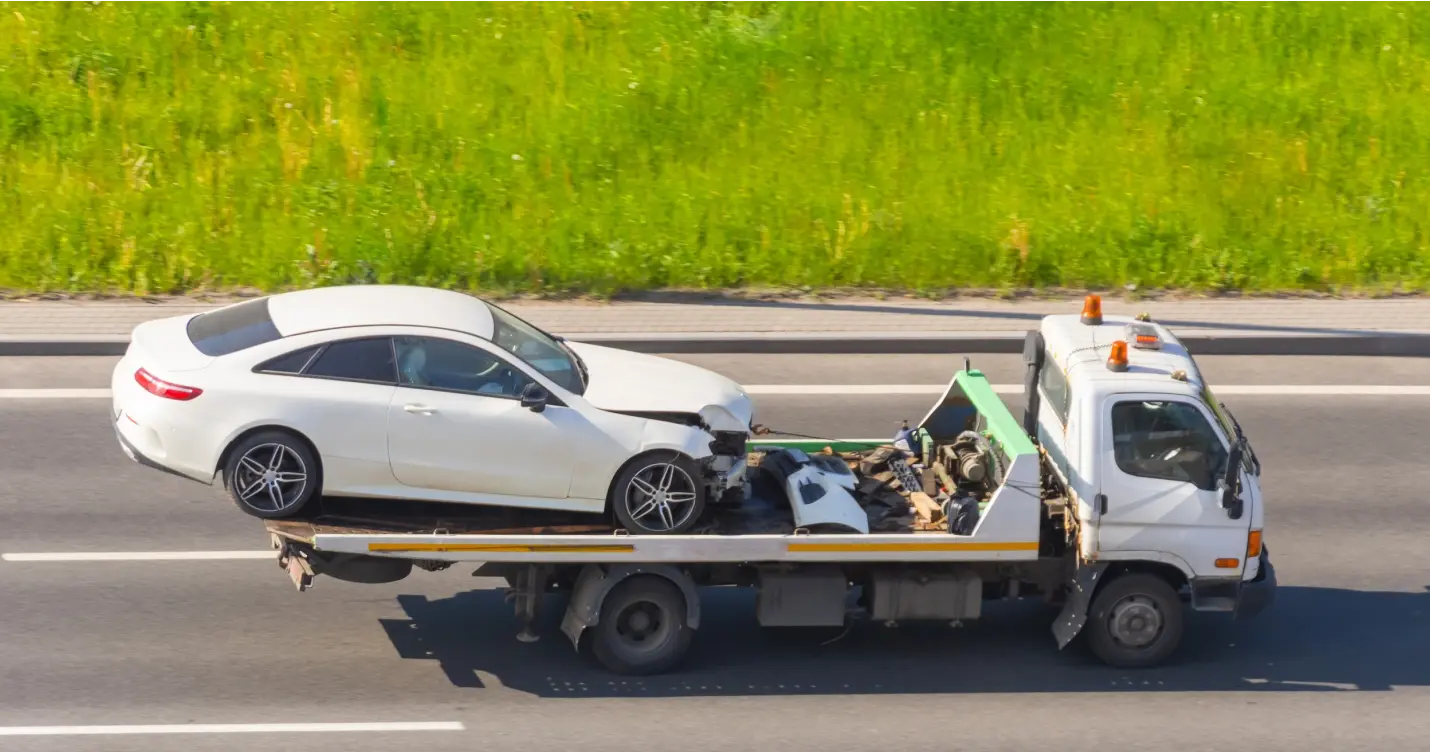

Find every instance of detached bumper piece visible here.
[758,447,870,534]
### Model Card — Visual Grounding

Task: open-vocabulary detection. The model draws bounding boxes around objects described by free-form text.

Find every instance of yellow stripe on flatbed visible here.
[787,541,1039,553]
[367,542,635,554]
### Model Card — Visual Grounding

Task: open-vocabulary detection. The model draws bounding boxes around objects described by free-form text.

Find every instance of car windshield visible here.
[484,302,586,394]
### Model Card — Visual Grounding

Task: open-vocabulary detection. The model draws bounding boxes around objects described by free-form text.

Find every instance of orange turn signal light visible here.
[1215,558,1241,569]
[1247,530,1263,558]
[1107,340,1129,372]
[1081,294,1103,325]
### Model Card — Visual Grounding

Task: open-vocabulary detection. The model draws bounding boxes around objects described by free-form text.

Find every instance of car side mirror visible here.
[520,383,549,413]
[1220,442,1245,520]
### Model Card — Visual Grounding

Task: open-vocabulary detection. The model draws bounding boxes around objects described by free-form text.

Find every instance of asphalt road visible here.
[2,354,1429,752]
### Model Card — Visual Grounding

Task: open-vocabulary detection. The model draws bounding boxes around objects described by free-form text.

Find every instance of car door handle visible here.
[403,404,436,414]
[1095,493,1107,515]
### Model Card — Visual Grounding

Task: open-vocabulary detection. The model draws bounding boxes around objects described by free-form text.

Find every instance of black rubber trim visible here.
[1235,547,1276,620]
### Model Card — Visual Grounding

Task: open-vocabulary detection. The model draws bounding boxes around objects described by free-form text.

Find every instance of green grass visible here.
[3,1,1430,295]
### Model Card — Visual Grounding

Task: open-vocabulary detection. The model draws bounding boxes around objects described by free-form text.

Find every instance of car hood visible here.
[566,341,754,433]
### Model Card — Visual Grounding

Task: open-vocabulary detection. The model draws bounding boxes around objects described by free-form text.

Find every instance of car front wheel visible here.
[223,431,320,519]
[611,452,706,535]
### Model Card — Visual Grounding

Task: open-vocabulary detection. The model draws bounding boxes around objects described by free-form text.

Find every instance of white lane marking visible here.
[0,722,465,736]
[742,384,1430,396]
[5,385,1430,399]
[0,388,111,399]
[2,551,273,562]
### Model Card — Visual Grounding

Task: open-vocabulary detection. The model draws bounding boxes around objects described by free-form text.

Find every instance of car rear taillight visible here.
[135,368,203,401]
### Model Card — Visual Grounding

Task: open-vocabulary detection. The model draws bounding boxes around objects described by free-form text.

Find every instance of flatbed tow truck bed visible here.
[265,454,1051,566]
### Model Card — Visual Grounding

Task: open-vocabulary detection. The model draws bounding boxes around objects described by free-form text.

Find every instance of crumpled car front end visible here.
[567,341,754,500]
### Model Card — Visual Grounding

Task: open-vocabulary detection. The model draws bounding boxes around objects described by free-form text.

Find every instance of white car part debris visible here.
[759,448,870,534]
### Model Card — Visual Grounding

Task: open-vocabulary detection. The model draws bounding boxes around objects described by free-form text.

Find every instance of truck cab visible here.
[1025,296,1272,638]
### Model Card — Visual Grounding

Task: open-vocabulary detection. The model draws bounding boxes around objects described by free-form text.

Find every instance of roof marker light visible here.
[1081,294,1103,325]
[1107,340,1129,372]
[1126,321,1162,350]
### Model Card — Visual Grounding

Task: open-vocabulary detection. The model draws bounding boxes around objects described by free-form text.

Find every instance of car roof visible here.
[265,285,496,339]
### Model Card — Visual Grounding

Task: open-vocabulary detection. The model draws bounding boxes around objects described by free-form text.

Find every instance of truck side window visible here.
[1110,400,1228,491]
[1039,358,1071,425]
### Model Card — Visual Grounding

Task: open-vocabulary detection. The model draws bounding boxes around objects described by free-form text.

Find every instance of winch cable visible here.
[751,426,893,452]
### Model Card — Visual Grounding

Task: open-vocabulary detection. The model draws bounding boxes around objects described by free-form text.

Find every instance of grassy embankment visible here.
[2,2,1429,296]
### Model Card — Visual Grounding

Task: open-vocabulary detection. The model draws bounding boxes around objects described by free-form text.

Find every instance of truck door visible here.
[1094,392,1253,579]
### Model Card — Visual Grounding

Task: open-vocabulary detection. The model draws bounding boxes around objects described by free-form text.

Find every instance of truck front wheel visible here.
[590,575,693,675]
[1085,573,1184,669]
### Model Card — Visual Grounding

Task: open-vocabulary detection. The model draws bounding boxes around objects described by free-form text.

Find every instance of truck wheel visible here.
[1085,573,1184,669]
[611,452,706,535]
[590,575,693,676]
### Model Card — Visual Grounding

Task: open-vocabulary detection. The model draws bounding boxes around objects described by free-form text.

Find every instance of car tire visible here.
[590,575,694,676]
[611,451,707,535]
[1085,572,1185,669]
[222,430,321,519]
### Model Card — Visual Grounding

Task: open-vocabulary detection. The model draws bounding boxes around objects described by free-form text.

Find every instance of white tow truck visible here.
[264,296,1275,675]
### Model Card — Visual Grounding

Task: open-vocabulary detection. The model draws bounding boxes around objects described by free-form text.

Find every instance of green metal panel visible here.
[953,370,1038,458]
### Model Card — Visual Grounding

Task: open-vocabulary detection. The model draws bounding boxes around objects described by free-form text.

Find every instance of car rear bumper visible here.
[1235,546,1276,620]
[113,413,214,486]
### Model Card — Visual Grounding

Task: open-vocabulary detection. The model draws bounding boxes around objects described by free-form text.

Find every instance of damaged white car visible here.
[110,285,753,534]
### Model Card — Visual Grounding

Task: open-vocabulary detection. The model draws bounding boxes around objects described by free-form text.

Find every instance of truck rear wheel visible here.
[590,575,693,675]
[1085,573,1184,669]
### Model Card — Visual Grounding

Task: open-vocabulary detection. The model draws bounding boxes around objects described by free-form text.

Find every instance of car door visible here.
[386,334,577,500]
[1094,392,1254,578]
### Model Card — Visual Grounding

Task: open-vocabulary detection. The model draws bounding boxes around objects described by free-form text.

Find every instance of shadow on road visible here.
[380,584,1430,697]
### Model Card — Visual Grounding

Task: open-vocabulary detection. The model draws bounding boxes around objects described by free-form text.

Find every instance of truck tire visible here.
[590,575,693,676]
[1085,572,1184,669]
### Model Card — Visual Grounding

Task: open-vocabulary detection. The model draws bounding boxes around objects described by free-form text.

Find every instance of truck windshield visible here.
[1202,384,1259,475]
[484,302,587,395]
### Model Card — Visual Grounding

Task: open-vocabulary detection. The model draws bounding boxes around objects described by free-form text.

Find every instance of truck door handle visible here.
[403,404,436,414]
[1095,494,1107,515]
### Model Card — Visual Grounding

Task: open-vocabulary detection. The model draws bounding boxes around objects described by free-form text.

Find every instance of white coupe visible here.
[110,285,754,534]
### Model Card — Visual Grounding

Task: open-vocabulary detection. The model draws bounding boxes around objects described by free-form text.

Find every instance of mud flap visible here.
[1052,561,1109,649]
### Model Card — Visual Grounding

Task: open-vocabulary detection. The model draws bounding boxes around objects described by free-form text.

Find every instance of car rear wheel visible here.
[223,431,319,519]
[611,452,706,535]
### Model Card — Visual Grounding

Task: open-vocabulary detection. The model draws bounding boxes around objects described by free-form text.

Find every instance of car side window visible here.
[394,336,534,398]
[1111,400,1228,492]
[303,338,397,384]
[256,345,322,375]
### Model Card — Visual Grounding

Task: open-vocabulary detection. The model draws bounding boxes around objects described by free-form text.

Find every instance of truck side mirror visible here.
[1220,442,1245,520]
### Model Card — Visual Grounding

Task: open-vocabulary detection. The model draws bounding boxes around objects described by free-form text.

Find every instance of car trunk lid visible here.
[125,314,216,374]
